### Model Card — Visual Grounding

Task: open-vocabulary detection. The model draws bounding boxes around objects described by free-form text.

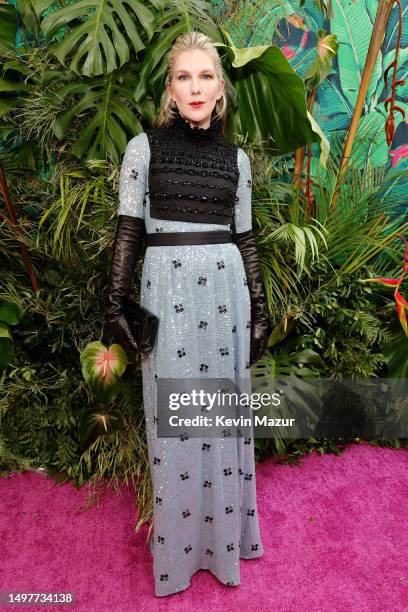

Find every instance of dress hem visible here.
[154,550,264,597]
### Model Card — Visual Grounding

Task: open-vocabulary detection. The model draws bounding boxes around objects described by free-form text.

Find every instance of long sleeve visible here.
[104,134,148,351]
[118,133,149,220]
[232,146,271,365]
[233,147,252,234]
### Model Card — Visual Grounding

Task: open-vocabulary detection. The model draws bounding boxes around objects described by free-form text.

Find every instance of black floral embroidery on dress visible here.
[247,179,252,188]
[243,276,248,286]
[238,468,243,475]
[246,320,251,328]
[130,169,139,179]
[139,123,262,589]
[251,544,259,551]
[245,360,251,369]
[244,473,253,480]
[155,227,164,232]
[244,437,252,444]
[155,496,162,505]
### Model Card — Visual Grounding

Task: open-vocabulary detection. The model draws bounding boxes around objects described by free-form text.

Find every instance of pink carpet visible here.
[1,441,407,611]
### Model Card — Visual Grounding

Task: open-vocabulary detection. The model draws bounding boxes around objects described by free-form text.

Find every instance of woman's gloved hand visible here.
[233,229,271,366]
[104,214,146,353]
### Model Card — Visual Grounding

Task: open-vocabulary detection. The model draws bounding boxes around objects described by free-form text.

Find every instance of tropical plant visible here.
[0,299,24,368]
[1,1,325,168]
[242,121,407,457]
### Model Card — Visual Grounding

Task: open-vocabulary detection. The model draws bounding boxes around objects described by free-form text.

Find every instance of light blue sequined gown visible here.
[118,132,264,597]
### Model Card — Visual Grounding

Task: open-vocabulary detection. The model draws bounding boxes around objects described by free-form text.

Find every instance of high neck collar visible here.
[170,104,221,140]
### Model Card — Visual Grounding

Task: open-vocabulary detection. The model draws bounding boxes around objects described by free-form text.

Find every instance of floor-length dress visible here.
[118,129,264,597]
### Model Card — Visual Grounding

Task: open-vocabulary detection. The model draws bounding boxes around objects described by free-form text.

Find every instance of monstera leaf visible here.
[80,340,127,404]
[51,69,149,163]
[250,336,323,449]
[39,0,212,77]
[39,0,156,77]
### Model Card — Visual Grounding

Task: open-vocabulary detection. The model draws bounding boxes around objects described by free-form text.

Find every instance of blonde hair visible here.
[154,31,227,136]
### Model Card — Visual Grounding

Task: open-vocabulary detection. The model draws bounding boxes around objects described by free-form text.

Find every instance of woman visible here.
[105,31,271,597]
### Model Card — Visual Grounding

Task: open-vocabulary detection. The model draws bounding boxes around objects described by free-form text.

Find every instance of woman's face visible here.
[166,48,224,129]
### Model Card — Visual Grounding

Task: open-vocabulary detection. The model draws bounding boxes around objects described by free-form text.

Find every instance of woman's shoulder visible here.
[236,146,250,169]
[123,133,151,165]
[126,131,150,149]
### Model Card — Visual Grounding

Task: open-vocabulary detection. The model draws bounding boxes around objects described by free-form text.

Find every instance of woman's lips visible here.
[189,102,204,107]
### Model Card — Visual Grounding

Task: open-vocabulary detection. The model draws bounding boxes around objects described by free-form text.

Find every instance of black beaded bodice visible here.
[145,105,239,224]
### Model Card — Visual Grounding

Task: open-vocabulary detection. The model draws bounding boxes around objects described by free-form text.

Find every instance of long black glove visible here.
[233,229,271,366]
[104,214,146,352]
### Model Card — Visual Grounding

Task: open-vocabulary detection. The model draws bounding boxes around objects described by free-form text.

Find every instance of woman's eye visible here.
[177,74,213,80]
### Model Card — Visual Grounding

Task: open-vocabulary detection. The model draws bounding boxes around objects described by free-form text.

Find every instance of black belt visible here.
[145,231,233,246]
